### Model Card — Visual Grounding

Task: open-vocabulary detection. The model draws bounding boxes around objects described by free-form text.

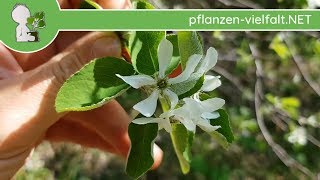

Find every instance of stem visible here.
[159,96,170,113]
[33,20,38,31]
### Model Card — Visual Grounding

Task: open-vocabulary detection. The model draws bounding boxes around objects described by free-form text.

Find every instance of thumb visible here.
[45,32,121,85]
[0,32,121,175]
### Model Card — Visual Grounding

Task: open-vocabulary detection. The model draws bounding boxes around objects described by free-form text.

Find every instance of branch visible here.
[307,135,320,149]
[149,0,166,9]
[217,0,262,8]
[273,107,320,149]
[235,0,262,9]
[216,0,247,8]
[250,43,315,178]
[281,32,320,97]
[211,66,244,92]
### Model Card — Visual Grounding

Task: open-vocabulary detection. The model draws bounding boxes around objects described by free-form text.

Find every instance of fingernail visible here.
[151,144,163,170]
[92,36,121,58]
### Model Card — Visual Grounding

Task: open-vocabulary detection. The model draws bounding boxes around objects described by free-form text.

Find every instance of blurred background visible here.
[16,0,320,179]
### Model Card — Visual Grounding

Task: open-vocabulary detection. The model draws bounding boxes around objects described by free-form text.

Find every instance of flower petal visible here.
[183,98,202,110]
[201,75,221,92]
[172,107,197,132]
[201,112,220,119]
[116,74,156,89]
[159,117,172,133]
[163,89,179,110]
[197,119,220,132]
[182,98,204,117]
[133,118,162,124]
[168,54,202,84]
[197,47,218,74]
[200,98,225,112]
[133,90,160,117]
[158,38,173,78]
[178,117,197,132]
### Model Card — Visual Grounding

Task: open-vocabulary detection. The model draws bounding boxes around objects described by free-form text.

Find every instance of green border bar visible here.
[59,10,320,30]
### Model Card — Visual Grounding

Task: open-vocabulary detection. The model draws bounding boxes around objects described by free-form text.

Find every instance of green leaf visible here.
[27,17,35,25]
[280,97,300,119]
[178,32,203,69]
[128,1,164,75]
[37,20,46,28]
[199,92,212,101]
[55,57,134,112]
[134,0,155,9]
[171,124,194,174]
[169,73,203,96]
[210,131,230,149]
[270,35,290,63]
[80,0,102,9]
[210,109,234,144]
[166,34,181,75]
[178,75,204,99]
[129,31,165,75]
[168,32,204,96]
[126,123,158,179]
[35,12,44,20]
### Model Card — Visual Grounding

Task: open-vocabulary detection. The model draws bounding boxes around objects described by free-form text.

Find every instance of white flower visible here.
[306,115,319,127]
[132,111,173,133]
[308,0,320,9]
[201,75,221,92]
[172,97,225,132]
[288,127,307,145]
[117,38,218,117]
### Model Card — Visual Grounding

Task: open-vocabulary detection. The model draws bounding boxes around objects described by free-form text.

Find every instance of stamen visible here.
[157,79,168,89]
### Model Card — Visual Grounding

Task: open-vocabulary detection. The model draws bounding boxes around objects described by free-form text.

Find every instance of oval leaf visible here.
[178,32,203,69]
[171,124,194,174]
[134,0,155,9]
[126,123,158,179]
[169,73,203,97]
[27,17,35,25]
[35,12,44,20]
[166,34,181,75]
[178,75,204,99]
[80,0,102,9]
[210,109,234,143]
[38,20,46,28]
[129,31,165,75]
[55,57,134,112]
[129,1,165,75]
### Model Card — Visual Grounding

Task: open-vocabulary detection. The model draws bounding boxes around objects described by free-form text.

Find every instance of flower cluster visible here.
[117,38,224,133]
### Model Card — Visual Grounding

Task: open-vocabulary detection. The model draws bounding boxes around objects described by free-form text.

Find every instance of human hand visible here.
[0,0,162,179]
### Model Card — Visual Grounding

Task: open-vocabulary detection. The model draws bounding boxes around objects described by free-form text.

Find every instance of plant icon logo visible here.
[12,4,46,42]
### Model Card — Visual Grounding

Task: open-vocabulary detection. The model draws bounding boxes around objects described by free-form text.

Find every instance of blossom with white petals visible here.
[201,75,221,92]
[117,38,218,118]
[132,111,173,133]
[172,97,225,132]
[288,127,307,145]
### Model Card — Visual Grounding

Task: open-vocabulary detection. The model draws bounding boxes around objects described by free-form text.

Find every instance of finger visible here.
[151,144,163,170]
[65,100,131,157]
[45,118,119,155]
[0,148,32,180]
[10,43,58,71]
[58,0,81,9]
[0,44,23,79]
[11,0,132,71]
[13,32,88,71]
[0,32,121,160]
[62,100,163,168]
[96,0,132,9]
[47,32,121,84]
